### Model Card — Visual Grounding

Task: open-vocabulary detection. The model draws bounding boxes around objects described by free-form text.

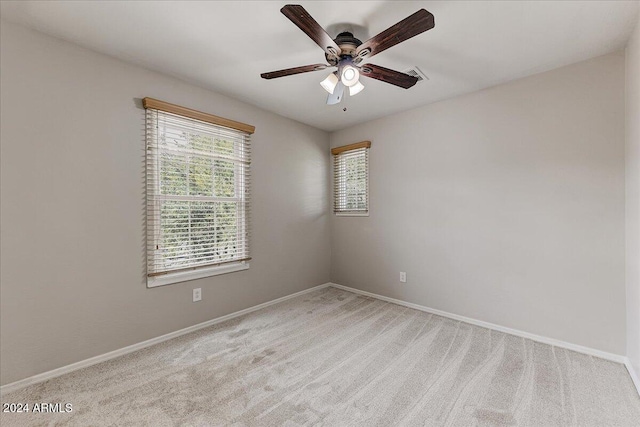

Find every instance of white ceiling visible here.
[2,1,638,131]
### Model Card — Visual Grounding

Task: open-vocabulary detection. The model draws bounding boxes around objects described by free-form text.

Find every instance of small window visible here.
[143,98,254,287]
[332,141,370,216]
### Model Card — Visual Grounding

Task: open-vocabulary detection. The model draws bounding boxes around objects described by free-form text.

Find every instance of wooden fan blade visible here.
[281,5,341,58]
[359,64,418,89]
[354,9,434,63]
[261,64,328,79]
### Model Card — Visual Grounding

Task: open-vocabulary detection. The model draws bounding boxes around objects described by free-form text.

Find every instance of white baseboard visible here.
[4,282,636,398]
[0,283,331,396]
[329,283,627,364]
[624,358,640,397]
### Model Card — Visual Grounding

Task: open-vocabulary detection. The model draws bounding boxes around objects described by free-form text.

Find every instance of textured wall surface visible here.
[0,21,331,385]
[626,17,640,379]
[330,52,626,355]
[1,17,633,387]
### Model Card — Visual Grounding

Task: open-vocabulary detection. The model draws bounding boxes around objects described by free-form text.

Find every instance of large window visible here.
[332,141,370,215]
[144,98,253,287]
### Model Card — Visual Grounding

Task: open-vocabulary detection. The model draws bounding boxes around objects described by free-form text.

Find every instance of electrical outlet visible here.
[193,288,202,302]
[400,272,407,283]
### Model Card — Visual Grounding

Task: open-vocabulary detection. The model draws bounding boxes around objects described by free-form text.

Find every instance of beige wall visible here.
[330,52,627,355]
[0,21,331,386]
[626,18,640,377]
[1,17,633,387]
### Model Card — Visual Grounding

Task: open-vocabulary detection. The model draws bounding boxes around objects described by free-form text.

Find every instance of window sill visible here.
[335,212,369,217]
[147,262,250,288]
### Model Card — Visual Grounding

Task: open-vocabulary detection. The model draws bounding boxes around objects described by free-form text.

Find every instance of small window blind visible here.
[332,141,371,215]
[145,100,252,277]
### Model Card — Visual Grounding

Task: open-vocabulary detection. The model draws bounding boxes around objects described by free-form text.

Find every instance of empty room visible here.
[1,1,640,425]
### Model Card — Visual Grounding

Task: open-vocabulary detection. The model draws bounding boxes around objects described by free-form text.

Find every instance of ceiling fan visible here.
[261,4,435,105]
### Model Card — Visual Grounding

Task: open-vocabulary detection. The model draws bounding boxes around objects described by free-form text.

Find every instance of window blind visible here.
[332,141,370,214]
[146,108,251,277]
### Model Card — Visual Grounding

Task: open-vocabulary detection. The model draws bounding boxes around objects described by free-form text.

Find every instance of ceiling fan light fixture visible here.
[262,5,436,104]
[320,72,339,94]
[341,65,360,87]
[349,80,365,96]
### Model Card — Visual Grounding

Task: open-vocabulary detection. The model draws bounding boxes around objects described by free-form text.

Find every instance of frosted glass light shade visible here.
[341,65,360,87]
[349,81,365,96]
[320,73,339,94]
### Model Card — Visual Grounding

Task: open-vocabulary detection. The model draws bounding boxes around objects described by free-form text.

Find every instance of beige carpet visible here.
[2,287,640,426]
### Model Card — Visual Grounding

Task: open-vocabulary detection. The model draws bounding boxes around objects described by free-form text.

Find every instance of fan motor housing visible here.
[326,31,362,65]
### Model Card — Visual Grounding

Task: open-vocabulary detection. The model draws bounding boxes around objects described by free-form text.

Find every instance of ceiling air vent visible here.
[403,66,428,82]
